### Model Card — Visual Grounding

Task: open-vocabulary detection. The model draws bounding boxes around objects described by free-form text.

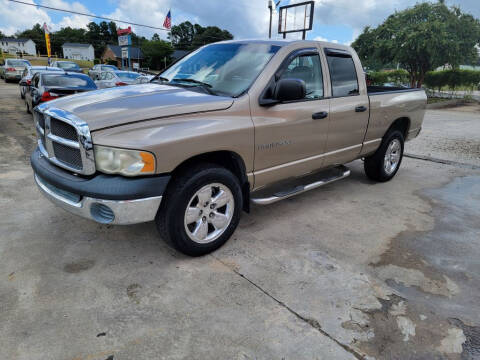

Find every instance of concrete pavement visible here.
[1,80,479,359]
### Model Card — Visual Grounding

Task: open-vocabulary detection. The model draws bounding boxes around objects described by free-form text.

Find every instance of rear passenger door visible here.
[323,48,369,166]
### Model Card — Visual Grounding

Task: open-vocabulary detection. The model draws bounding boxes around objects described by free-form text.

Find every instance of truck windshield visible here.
[158,43,281,97]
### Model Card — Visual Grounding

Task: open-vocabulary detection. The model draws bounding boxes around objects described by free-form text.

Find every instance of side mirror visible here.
[274,78,306,102]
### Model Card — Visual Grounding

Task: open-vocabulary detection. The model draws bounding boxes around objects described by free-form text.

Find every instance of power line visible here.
[7,0,170,31]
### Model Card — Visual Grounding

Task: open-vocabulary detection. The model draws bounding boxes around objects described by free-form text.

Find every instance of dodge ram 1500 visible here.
[31,40,426,256]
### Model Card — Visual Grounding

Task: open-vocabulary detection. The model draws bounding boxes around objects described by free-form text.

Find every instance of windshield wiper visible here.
[170,78,217,95]
[171,78,212,88]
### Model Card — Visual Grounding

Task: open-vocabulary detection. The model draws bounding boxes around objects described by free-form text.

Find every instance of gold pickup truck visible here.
[31,40,426,256]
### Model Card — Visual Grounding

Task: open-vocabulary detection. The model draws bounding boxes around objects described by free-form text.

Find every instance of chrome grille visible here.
[34,107,95,175]
[52,142,83,170]
[50,118,78,141]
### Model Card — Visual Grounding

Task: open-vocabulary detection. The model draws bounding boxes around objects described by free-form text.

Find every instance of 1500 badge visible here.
[257,140,292,151]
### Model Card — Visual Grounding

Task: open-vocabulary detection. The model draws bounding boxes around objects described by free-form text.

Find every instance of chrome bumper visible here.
[34,174,162,225]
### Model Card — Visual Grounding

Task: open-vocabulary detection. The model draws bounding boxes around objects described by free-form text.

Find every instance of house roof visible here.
[62,43,93,48]
[107,45,143,59]
[1,37,32,43]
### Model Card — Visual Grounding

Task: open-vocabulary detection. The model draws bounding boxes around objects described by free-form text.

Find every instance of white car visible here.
[134,74,155,84]
[1,58,31,82]
[94,70,141,89]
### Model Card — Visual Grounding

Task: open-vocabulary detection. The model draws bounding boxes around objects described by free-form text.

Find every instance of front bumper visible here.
[31,147,170,225]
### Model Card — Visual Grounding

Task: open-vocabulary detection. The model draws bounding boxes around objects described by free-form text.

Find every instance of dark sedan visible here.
[25,72,97,114]
[19,66,63,99]
[51,61,83,73]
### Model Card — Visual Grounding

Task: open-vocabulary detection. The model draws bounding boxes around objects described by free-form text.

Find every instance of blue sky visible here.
[1,0,479,45]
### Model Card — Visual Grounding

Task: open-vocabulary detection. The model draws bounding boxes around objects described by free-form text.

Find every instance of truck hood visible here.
[42,83,234,131]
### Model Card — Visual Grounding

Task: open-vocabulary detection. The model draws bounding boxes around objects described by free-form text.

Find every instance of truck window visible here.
[280,54,323,99]
[326,54,359,97]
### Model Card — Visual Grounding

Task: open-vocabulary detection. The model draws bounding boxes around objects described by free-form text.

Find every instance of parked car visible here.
[94,70,141,88]
[19,66,63,99]
[88,64,119,80]
[51,61,83,73]
[30,40,426,256]
[134,74,154,84]
[25,72,97,113]
[0,58,31,82]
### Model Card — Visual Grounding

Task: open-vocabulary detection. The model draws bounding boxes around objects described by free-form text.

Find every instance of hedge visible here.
[367,69,410,86]
[424,69,480,91]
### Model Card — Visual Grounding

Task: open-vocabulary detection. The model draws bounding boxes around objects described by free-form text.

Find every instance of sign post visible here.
[117,27,132,71]
[278,1,314,40]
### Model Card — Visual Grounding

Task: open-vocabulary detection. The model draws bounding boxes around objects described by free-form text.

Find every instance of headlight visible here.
[94,145,156,176]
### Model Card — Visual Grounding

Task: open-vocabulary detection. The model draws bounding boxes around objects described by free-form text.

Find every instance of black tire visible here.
[364,129,404,182]
[20,89,25,99]
[156,163,243,256]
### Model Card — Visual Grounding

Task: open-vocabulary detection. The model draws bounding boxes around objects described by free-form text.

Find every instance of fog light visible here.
[90,203,115,224]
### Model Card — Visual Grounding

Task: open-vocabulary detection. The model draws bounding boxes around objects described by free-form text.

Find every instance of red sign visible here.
[117,26,132,35]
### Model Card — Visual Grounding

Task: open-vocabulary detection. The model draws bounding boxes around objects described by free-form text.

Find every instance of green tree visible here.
[169,21,233,50]
[141,39,173,70]
[352,2,480,87]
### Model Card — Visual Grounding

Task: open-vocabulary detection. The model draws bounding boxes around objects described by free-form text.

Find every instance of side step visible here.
[251,165,350,205]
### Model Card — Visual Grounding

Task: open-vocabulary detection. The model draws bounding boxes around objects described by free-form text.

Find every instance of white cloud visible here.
[0,0,51,35]
[42,0,91,30]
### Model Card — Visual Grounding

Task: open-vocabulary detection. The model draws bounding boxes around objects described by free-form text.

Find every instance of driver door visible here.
[251,48,330,188]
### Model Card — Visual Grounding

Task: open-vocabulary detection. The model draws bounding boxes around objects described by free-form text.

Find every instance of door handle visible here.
[312,111,328,120]
[355,106,367,112]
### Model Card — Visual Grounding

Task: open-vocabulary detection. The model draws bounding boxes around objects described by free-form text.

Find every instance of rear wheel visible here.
[156,163,243,256]
[364,129,404,182]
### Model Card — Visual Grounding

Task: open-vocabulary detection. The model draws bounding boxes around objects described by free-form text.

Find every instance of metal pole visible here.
[268,0,273,39]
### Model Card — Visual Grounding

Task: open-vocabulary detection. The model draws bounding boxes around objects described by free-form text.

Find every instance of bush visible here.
[424,69,480,91]
[94,58,100,65]
[368,69,409,86]
[105,59,117,66]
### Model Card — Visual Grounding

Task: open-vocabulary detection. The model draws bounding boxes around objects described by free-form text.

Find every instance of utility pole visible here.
[268,0,273,39]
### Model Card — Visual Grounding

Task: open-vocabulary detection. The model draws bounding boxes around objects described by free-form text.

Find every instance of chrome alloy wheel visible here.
[184,183,234,244]
[384,138,402,175]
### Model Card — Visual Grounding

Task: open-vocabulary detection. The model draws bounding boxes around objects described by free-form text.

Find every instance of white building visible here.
[62,43,94,61]
[0,38,36,55]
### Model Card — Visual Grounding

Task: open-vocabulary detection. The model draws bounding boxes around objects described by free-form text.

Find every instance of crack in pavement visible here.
[404,153,480,170]
[210,254,366,360]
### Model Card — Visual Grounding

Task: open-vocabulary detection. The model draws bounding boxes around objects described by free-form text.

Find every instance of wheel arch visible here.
[168,150,251,213]
[386,117,410,140]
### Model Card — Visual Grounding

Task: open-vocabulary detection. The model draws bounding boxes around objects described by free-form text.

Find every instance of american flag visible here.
[163,10,171,30]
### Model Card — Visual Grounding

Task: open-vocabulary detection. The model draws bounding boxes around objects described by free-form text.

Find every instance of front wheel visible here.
[364,129,404,182]
[156,163,243,256]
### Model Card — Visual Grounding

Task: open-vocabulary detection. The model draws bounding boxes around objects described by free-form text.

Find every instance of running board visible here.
[251,165,350,205]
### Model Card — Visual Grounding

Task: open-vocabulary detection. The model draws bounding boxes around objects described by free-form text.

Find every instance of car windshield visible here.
[116,71,140,80]
[43,74,95,88]
[57,62,80,69]
[103,65,118,70]
[159,43,281,97]
[8,59,30,67]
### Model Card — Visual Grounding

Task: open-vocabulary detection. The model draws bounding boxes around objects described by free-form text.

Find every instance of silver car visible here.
[94,70,141,89]
[19,66,63,99]
[1,59,31,82]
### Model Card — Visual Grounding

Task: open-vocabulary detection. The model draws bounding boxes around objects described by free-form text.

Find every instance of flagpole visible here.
[268,1,272,39]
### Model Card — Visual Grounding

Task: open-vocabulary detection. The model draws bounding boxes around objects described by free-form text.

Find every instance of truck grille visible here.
[50,117,78,141]
[34,108,95,175]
